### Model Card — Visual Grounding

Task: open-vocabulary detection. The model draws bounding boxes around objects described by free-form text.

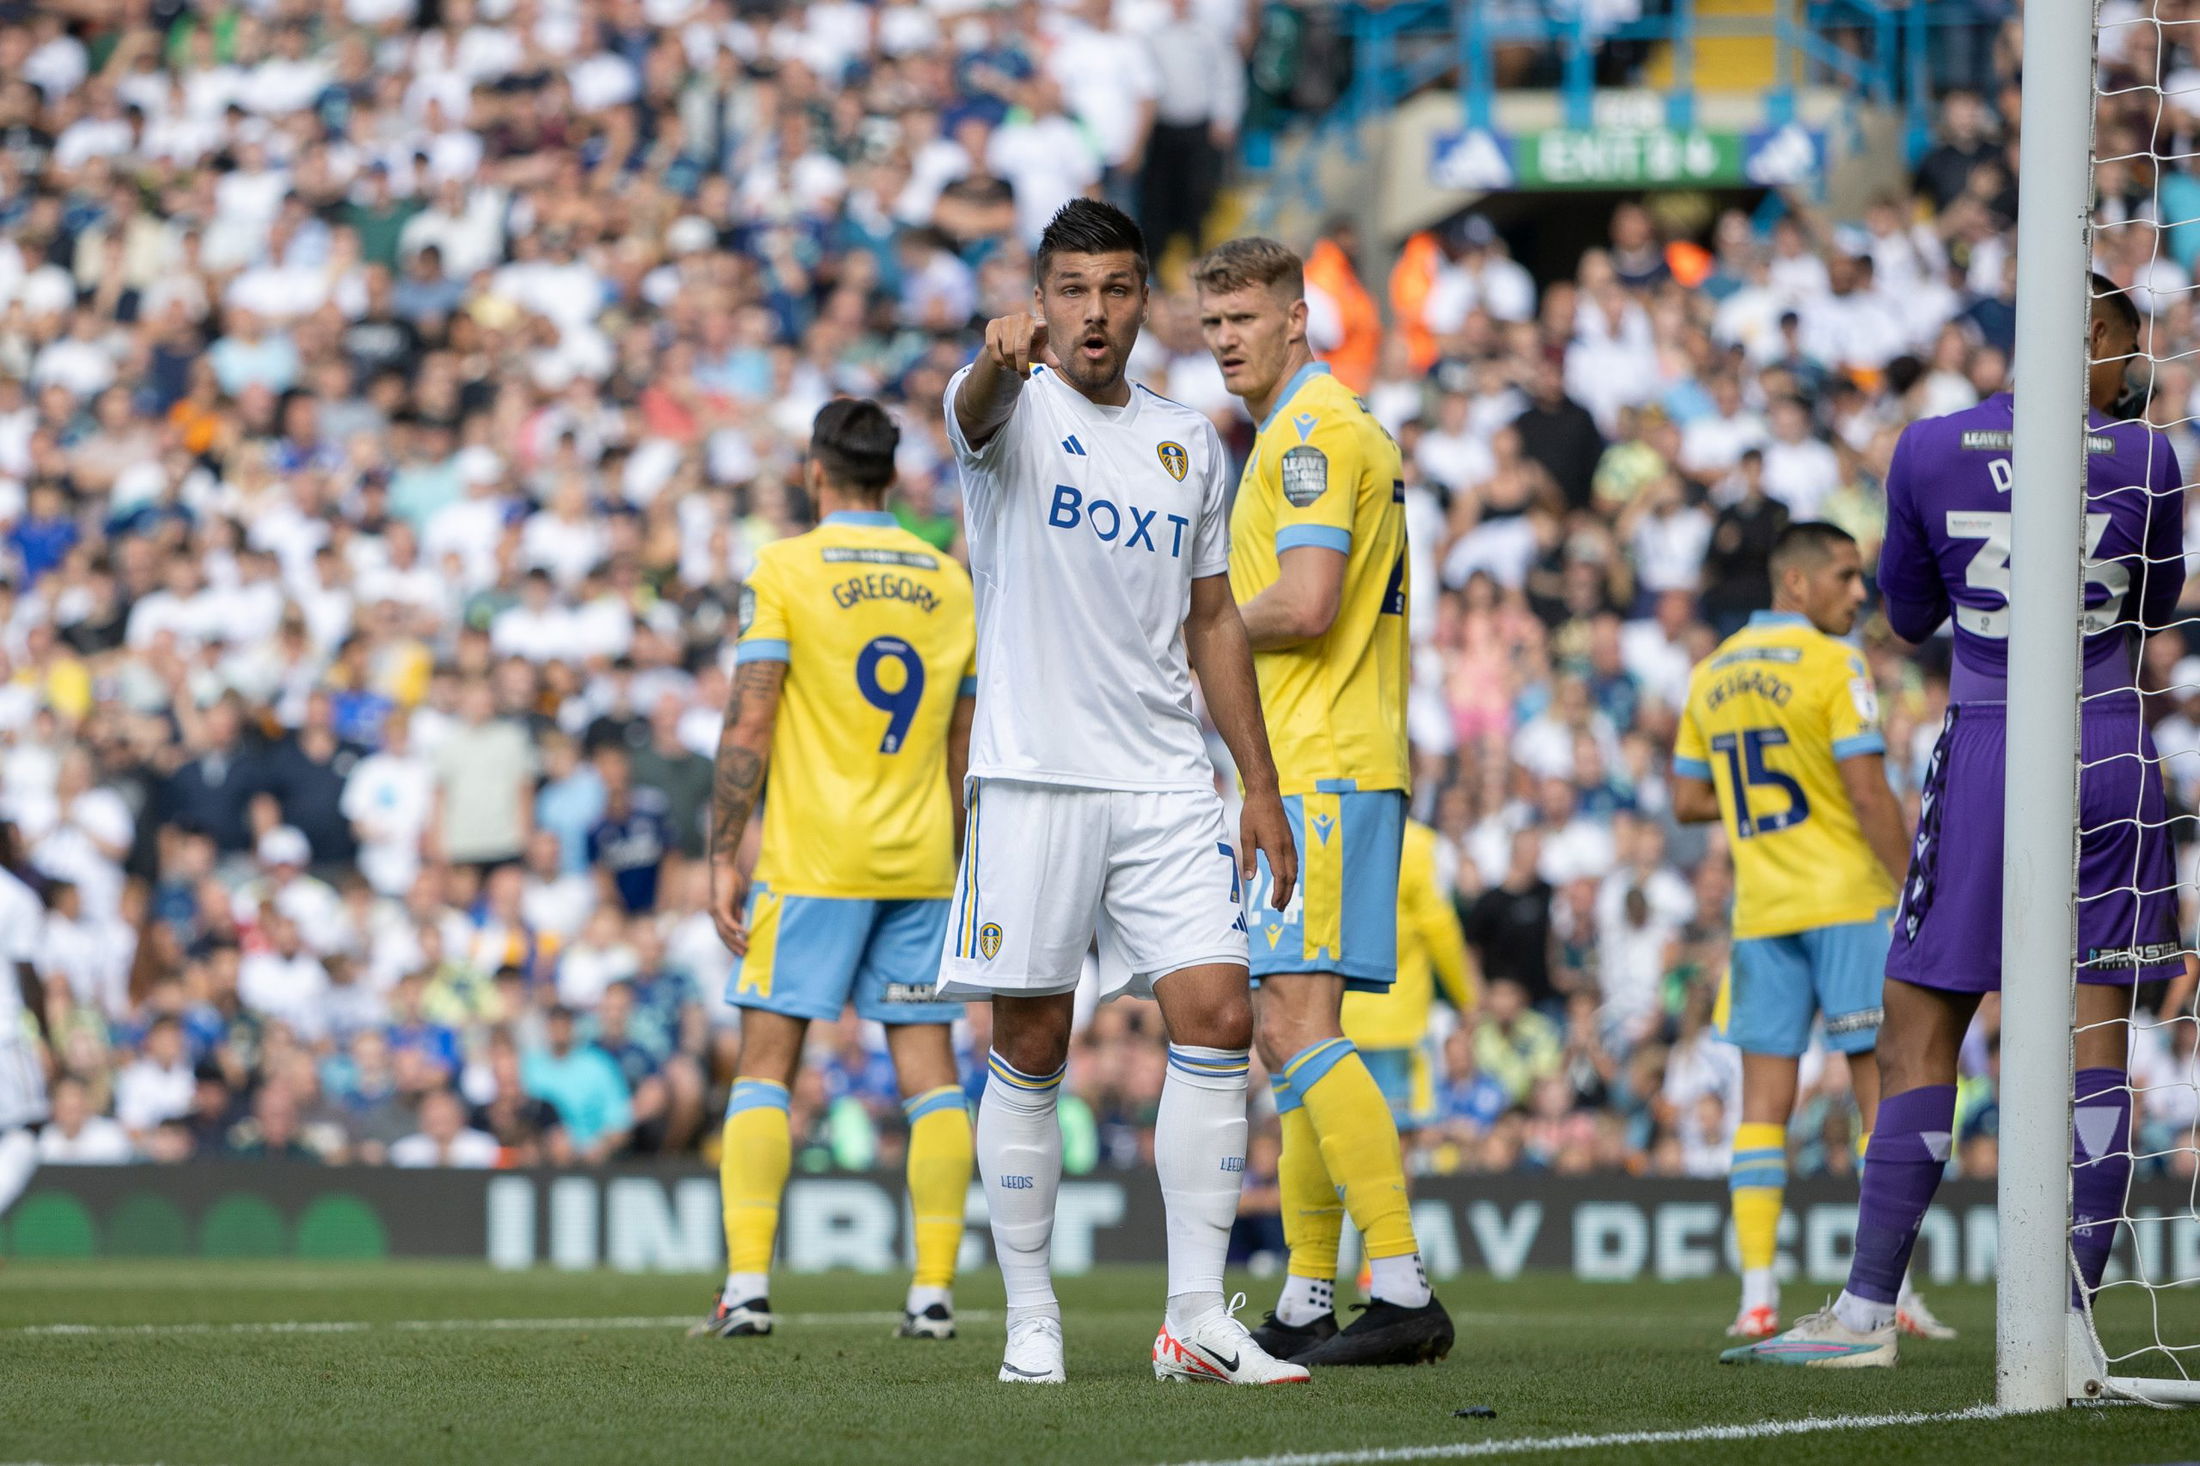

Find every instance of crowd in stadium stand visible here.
[5,0,2196,1190]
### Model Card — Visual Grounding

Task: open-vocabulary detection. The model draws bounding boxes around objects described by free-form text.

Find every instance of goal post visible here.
[1998,0,2091,1416]
[2004,0,2200,1411]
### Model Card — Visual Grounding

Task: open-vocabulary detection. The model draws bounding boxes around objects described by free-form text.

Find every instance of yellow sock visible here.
[903,1087,973,1291]
[1729,1120,1787,1276]
[1285,1039,1417,1262]
[1274,1074,1343,1282]
[722,1079,792,1277]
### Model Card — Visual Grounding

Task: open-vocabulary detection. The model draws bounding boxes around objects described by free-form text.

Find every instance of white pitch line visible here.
[8,1310,1000,1337]
[1152,1404,2011,1466]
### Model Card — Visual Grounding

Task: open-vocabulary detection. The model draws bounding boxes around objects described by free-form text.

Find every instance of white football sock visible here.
[1834,1289,1896,1334]
[1742,1268,1779,1313]
[0,1128,34,1217]
[1276,1273,1334,1326]
[1896,1270,1919,1308]
[722,1271,769,1306]
[905,1284,951,1314]
[977,1051,1065,1312]
[1368,1251,1431,1309]
[1157,1045,1249,1331]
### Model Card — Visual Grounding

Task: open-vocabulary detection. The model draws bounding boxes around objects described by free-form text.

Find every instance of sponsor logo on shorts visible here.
[2082,942,2181,969]
[881,983,940,1005]
[979,922,1003,960]
[1157,441,1189,481]
[1825,1007,1882,1036]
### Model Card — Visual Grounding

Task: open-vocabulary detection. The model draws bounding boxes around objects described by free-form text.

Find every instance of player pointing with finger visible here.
[938,200,1307,1387]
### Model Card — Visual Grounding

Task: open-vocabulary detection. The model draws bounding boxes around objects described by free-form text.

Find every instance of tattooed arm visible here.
[709,659,786,955]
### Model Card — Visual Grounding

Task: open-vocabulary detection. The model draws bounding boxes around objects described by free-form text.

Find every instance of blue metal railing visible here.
[1251,0,2004,177]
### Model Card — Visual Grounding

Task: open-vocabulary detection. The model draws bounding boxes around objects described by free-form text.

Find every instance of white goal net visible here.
[2064,0,2200,1406]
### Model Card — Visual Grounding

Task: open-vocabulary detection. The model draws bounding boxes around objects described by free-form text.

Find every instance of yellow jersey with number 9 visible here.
[735,511,977,899]
[1227,362,1410,796]
[1672,611,1895,938]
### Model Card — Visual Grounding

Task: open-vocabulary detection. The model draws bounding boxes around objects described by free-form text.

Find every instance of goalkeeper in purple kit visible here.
[1726,277,2186,1367]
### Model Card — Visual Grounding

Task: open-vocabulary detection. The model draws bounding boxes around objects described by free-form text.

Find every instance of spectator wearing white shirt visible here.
[238,911,333,1041]
[344,711,436,897]
[37,1077,135,1164]
[1134,0,1240,267]
[1050,0,1159,181]
[1416,390,1498,494]
[36,882,130,1023]
[519,829,595,944]
[1534,777,1617,887]
[1424,214,1538,330]
[1620,589,1699,714]
[520,479,610,590]
[492,570,579,663]
[1760,396,1840,521]
[1797,254,1908,375]
[1621,472,1714,597]
[988,76,1102,246]
[1678,374,1768,485]
[114,1017,196,1140]
[390,1087,501,1167]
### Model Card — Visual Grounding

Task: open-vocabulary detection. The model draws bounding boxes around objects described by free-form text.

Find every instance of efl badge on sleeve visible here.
[979,922,1004,960]
[736,586,757,634]
[1280,445,1329,507]
[1157,441,1189,482]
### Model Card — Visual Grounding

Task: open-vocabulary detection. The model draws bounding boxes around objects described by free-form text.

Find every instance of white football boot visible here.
[1719,1303,1898,1367]
[1153,1294,1312,1384]
[998,1312,1067,1383]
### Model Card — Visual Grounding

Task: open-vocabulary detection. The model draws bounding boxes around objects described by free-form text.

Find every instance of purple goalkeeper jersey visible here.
[1878,392,2185,695]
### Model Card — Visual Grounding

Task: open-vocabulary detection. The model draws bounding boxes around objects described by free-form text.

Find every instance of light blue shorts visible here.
[1248,788,1404,992]
[1718,911,1891,1057]
[725,886,961,1025]
[1359,1045,1434,1131]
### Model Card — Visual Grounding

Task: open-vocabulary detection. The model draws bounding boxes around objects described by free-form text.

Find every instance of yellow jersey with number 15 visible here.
[1227,362,1410,796]
[1672,610,1895,939]
[735,511,976,900]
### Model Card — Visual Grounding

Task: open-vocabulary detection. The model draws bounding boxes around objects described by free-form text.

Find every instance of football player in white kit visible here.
[0,823,50,1221]
[938,201,1307,1387]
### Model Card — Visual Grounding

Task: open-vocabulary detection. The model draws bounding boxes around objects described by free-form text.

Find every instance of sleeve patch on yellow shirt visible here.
[1281,445,1328,507]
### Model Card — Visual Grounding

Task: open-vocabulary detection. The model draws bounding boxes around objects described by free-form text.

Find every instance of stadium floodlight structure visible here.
[2002,0,2200,1412]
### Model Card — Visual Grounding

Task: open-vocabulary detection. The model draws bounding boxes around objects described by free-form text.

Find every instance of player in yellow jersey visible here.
[1195,237,1453,1368]
[1342,818,1476,1133]
[692,399,978,1344]
[1671,522,1936,1346]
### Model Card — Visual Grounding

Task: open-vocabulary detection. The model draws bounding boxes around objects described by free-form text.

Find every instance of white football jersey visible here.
[946,363,1232,792]
[0,867,48,1130]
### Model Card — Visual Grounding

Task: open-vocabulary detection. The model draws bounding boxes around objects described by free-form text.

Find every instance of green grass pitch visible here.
[1,1263,2195,1464]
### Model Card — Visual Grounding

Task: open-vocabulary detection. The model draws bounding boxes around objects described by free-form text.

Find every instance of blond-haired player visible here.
[1195,236,1453,1367]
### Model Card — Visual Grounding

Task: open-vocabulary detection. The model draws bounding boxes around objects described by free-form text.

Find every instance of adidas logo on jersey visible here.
[1048,485,1191,557]
[1062,436,1087,456]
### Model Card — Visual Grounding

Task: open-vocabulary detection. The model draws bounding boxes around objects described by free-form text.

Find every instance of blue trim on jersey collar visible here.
[822,511,897,527]
[1258,361,1332,433]
[1748,611,1810,629]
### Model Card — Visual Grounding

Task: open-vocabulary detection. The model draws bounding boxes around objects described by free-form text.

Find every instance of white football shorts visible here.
[0,1035,48,1132]
[935,778,1250,1001]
